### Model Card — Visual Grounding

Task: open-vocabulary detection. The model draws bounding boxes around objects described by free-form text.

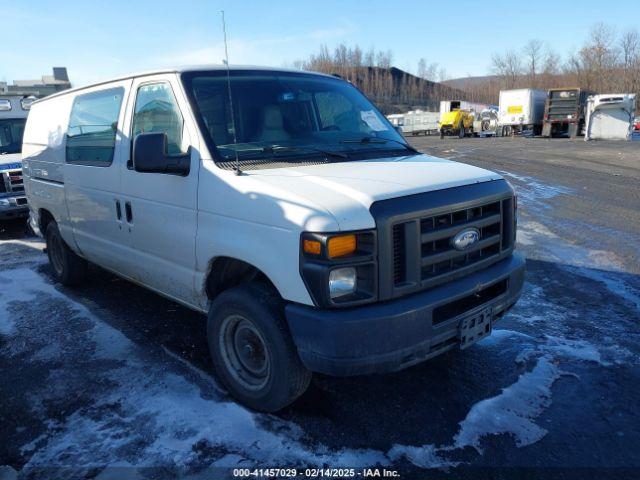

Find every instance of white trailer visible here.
[387,110,439,136]
[497,89,547,135]
[584,94,636,141]
[387,113,405,131]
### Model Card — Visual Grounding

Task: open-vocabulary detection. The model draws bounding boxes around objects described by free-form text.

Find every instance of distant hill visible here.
[352,67,465,114]
[305,65,467,114]
[442,76,500,90]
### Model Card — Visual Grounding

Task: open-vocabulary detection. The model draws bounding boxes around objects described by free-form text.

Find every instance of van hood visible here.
[250,153,503,231]
[0,153,22,170]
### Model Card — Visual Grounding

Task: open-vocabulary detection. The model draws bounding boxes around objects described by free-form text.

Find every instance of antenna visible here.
[221,10,242,175]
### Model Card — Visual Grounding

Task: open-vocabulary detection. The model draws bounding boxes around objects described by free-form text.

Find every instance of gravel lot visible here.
[1,136,639,479]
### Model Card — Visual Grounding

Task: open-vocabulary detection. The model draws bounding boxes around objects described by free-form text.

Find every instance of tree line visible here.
[293,22,639,110]
[472,22,640,103]
[293,45,460,113]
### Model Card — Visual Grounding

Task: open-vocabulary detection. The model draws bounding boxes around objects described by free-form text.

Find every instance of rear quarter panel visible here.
[22,95,75,245]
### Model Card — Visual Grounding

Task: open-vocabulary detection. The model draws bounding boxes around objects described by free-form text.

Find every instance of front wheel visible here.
[45,221,87,286]
[208,283,311,412]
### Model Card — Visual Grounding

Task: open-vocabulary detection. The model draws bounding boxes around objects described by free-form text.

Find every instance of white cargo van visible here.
[1,95,34,220]
[23,66,524,411]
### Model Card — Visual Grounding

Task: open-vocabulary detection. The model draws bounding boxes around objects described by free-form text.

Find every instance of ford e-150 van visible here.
[23,66,524,411]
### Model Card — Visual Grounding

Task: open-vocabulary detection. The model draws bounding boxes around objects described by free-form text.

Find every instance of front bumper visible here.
[0,197,29,220]
[286,253,525,376]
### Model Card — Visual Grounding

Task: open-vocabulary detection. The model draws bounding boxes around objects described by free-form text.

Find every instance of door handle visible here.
[115,200,122,221]
[125,201,133,224]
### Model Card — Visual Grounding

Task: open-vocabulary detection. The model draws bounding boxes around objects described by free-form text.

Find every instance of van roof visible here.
[31,65,333,105]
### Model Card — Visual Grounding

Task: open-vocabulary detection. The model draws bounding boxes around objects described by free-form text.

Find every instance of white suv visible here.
[22,66,524,411]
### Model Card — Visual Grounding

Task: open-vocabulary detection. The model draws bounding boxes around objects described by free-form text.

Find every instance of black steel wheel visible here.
[208,283,311,412]
[219,314,271,391]
[45,221,87,286]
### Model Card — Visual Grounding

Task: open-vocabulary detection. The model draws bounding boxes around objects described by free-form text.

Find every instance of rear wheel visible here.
[45,222,87,286]
[208,283,311,412]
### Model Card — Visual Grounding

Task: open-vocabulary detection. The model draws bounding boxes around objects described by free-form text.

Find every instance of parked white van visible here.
[23,66,524,411]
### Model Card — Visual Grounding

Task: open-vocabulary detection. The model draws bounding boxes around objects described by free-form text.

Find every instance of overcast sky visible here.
[2,0,637,87]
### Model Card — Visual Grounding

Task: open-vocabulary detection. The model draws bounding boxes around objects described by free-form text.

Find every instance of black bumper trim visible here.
[0,205,29,220]
[285,252,525,376]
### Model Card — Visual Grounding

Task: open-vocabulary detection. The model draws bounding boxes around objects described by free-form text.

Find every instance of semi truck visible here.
[542,88,594,138]
[497,88,547,136]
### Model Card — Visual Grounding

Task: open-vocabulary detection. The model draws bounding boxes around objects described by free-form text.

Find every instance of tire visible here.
[45,222,87,286]
[207,282,312,412]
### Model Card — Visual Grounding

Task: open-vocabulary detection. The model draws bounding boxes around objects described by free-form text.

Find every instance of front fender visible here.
[195,211,315,309]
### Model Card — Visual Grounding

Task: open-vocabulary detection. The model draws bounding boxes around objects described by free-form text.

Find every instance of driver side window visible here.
[132,83,184,155]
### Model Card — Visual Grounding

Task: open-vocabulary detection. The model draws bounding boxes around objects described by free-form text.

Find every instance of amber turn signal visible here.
[327,234,356,258]
[303,239,322,255]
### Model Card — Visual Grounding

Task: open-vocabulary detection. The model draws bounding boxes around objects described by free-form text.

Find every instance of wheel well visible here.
[38,209,55,235]
[205,257,276,301]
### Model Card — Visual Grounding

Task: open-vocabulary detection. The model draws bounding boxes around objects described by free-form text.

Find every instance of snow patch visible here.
[0,267,60,336]
[453,357,567,450]
[499,171,574,206]
[387,444,458,469]
[476,328,533,346]
[518,218,639,309]
[0,267,389,471]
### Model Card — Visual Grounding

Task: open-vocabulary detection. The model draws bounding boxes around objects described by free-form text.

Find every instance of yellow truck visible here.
[439,110,474,138]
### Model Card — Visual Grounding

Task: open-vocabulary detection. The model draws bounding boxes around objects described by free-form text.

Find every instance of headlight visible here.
[329,267,357,299]
[0,198,11,206]
[300,230,377,307]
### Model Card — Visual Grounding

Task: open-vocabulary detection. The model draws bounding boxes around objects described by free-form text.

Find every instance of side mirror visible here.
[133,132,190,176]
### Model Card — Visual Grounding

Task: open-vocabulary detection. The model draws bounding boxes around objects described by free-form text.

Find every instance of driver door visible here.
[119,74,201,307]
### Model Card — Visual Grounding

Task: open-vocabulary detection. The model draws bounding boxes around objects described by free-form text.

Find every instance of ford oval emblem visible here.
[452,228,480,251]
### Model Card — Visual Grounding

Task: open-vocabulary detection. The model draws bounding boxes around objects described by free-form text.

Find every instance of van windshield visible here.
[0,118,26,154]
[182,70,412,170]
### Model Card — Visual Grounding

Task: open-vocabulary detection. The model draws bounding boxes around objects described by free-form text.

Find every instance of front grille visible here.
[392,198,514,293]
[392,224,406,284]
[1,169,24,194]
[419,200,502,281]
[372,180,516,301]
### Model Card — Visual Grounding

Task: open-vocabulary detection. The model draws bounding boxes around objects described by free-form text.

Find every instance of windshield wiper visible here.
[229,144,348,160]
[340,136,419,153]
